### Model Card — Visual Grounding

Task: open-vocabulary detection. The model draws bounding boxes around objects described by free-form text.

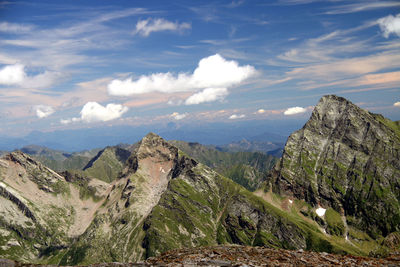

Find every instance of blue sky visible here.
[0,0,399,138]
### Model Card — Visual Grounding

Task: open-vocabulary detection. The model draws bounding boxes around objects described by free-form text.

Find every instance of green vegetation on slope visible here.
[169,140,277,191]
[83,147,130,183]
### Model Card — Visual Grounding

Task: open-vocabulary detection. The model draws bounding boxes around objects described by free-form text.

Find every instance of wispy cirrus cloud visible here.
[0,8,151,70]
[287,53,400,82]
[273,14,400,92]
[0,22,34,33]
[133,18,191,37]
[325,1,400,15]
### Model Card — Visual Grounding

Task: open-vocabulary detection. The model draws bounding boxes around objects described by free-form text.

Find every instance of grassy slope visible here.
[169,140,277,191]
[82,147,130,183]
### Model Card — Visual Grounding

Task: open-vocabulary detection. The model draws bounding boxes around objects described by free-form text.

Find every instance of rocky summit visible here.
[0,95,399,265]
[266,95,400,238]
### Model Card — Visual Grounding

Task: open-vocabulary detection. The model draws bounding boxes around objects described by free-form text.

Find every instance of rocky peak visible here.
[136,132,178,161]
[3,151,66,194]
[5,151,37,167]
[121,133,179,177]
[268,95,400,237]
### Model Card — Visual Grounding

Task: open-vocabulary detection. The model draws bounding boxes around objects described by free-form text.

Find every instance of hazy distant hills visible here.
[217,139,285,157]
[18,145,101,172]
[0,119,299,152]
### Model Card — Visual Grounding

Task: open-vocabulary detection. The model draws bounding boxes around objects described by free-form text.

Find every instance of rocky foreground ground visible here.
[1,245,400,267]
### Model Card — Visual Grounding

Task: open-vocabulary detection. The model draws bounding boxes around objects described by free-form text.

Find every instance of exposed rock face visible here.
[268,95,400,237]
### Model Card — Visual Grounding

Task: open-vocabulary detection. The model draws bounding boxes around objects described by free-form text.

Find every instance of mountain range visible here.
[0,120,295,152]
[0,95,399,265]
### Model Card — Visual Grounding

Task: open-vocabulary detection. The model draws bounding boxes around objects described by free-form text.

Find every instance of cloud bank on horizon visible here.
[0,1,399,135]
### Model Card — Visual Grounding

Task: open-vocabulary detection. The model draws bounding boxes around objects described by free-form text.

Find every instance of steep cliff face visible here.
[268,95,400,237]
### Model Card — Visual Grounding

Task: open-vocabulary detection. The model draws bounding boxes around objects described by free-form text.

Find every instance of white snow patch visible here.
[316,207,326,217]
[345,235,348,240]
[323,229,326,234]
[289,199,293,204]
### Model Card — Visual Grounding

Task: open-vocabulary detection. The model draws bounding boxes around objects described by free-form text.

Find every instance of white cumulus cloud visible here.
[394,101,400,107]
[170,112,187,120]
[61,102,128,124]
[107,54,257,105]
[0,64,61,88]
[34,105,55,118]
[378,14,400,38]
[0,64,26,85]
[185,87,228,105]
[257,109,266,114]
[133,18,191,37]
[284,106,307,115]
[229,114,246,119]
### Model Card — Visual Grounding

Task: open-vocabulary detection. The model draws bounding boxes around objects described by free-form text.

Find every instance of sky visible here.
[0,0,399,140]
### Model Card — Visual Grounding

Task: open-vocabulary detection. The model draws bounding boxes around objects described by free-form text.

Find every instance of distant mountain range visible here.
[0,119,298,152]
[18,145,101,172]
[0,95,399,265]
